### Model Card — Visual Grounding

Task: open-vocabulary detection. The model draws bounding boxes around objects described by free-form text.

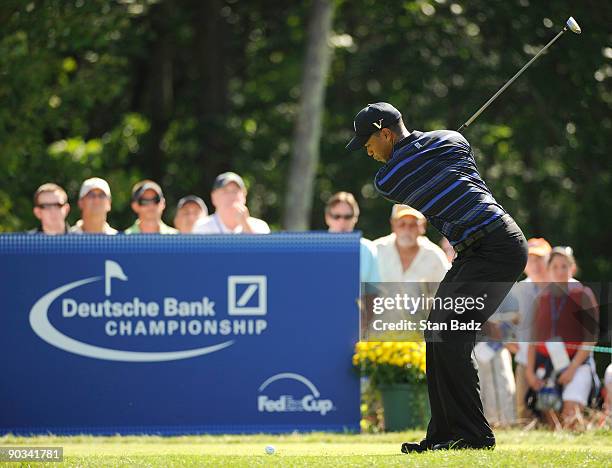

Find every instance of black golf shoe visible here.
[400,439,430,454]
[431,439,495,451]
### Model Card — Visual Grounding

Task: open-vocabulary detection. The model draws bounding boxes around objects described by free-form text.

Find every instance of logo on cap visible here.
[372,119,383,129]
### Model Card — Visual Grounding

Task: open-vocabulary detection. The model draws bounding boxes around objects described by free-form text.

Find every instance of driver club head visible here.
[566,16,581,34]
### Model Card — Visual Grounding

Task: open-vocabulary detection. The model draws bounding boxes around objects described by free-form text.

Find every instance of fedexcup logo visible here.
[257,373,335,416]
[29,261,268,362]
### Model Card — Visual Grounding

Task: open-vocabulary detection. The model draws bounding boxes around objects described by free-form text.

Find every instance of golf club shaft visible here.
[458,26,568,132]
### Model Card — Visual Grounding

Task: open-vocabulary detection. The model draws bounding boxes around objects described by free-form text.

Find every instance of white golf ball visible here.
[265,445,275,455]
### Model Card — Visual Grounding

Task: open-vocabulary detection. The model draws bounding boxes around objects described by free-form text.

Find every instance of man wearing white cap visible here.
[374,204,449,283]
[70,177,118,234]
[192,172,270,234]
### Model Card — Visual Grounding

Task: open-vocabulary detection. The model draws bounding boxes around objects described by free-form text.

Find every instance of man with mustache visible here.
[374,204,449,283]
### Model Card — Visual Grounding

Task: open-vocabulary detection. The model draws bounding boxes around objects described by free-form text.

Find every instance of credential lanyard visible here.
[549,293,568,337]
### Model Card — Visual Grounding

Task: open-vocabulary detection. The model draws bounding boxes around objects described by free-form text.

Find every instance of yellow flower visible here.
[360,403,368,413]
[352,339,426,383]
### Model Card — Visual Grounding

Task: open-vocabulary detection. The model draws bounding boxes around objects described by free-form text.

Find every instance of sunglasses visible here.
[138,195,161,206]
[36,202,65,210]
[329,213,354,220]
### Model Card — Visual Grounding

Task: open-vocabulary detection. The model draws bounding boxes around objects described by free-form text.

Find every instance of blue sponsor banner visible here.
[0,233,360,435]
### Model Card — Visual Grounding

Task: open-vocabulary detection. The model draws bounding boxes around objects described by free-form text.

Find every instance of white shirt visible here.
[69,219,118,235]
[373,234,450,283]
[192,213,270,234]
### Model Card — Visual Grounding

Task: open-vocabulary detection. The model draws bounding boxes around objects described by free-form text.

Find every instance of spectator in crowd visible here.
[371,205,449,333]
[605,364,612,421]
[30,183,70,234]
[192,172,270,234]
[373,204,449,283]
[526,246,599,428]
[125,180,178,234]
[475,292,519,426]
[438,237,455,263]
[511,238,553,422]
[174,195,208,234]
[70,177,118,234]
[324,191,380,284]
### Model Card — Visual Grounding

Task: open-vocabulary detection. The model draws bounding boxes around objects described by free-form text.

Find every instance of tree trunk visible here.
[146,1,174,182]
[192,0,231,192]
[283,0,334,230]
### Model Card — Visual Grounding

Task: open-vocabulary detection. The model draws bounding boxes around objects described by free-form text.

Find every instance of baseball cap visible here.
[391,204,425,221]
[177,195,208,215]
[527,238,552,257]
[79,177,112,199]
[212,172,246,192]
[550,245,574,260]
[131,180,164,201]
[346,102,402,151]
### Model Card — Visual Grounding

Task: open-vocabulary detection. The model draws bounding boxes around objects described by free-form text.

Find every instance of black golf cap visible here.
[345,102,402,151]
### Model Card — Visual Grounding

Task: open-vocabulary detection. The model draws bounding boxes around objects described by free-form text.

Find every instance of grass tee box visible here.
[1,429,611,467]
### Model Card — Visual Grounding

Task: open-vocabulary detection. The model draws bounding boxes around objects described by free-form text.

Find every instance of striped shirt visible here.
[374,130,506,246]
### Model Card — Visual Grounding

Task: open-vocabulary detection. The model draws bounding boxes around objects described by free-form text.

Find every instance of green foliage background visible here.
[1,0,610,280]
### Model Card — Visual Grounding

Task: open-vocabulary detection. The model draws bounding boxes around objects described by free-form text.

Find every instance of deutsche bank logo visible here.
[228,276,267,316]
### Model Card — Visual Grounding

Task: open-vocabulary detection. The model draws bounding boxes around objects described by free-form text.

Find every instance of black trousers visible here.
[424,216,528,446]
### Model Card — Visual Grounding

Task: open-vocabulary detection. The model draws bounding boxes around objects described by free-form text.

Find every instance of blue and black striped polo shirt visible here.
[374,130,506,246]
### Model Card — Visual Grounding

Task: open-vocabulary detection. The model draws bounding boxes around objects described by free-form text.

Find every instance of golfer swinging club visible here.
[347,102,528,452]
